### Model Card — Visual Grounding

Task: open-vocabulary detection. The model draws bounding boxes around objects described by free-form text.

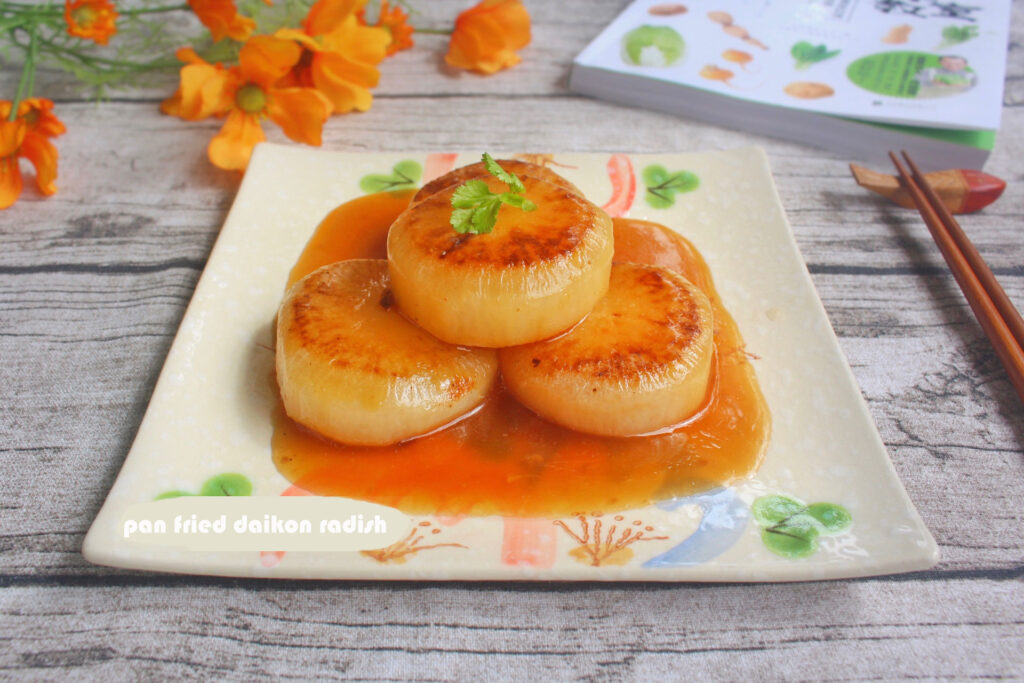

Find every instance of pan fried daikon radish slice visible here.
[388,175,614,347]
[413,158,582,203]
[276,259,498,446]
[499,263,714,436]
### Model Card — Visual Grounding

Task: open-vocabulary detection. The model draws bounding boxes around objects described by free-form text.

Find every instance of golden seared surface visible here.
[276,259,498,445]
[283,264,474,382]
[512,264,708,384]
[386,174,614,347]
[413,159,582,203]
[499,263,714,436]
[395,176,601,269]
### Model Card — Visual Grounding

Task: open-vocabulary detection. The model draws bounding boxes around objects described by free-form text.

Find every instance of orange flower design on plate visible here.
[64,0,118,45]
[188,0,256,43]
[446,0,531,74]
[275,0,389,114]
[358,0,414,56]
[0,99,65,209]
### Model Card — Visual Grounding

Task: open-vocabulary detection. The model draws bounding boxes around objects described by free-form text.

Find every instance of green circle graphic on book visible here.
[847,51,977,99]
[621,25,685,67]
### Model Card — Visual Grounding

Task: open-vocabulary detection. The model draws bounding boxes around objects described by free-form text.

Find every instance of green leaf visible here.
[500,193,536,211]
[359,174,399,193]
[664,171,699,193]
[642,164,669,187]
[155,490,193,500]
[645,189,675,209]
[359,160,423,193]
[471,199,501,234]
[450,208,475,233]
[806,502,852,534]
[392,159,422,184]
[643,165,699,208]
[451,180,492,208]
[199,473,252,497]
[448,153,534,235]
[482,153,524,193]
[791,41,840,69]
[762,524,819,558]
[752,495,806,525]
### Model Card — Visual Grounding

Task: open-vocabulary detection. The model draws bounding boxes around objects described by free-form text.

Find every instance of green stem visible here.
[0,1,189,14]
[412,27,452,35]
[9,21,39,121]
[119,4,191,16]
[36,33,179,70]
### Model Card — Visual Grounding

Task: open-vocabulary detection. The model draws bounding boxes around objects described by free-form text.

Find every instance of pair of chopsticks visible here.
[889,151,1024,406]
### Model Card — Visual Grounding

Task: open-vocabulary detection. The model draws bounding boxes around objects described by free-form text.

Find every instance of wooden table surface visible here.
[2,1,1023,679]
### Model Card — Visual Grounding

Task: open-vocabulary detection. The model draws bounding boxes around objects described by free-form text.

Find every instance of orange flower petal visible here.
[312,51,378,112]
[19,133,59,196]
[303,0,364,37]
[65,0,118,45]
[446,0,530,74]
[208,109,266,171]
[0,120,27,210]
[188,0,255,42]
[11,98,66,138]
[321,16,389,65]
[266,88,331,145]
[359,0,414,57]
[166,63,235,120]
[0,119,26,157]
[239,35,303,87]
[0,156,23,210]
[175,47,206,64]
[274,27,320,52]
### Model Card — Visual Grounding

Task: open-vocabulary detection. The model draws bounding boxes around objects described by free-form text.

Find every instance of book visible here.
[569,0,1011,169]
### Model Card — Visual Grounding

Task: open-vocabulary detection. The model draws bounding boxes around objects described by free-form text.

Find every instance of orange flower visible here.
[0,99,64,210]
[1,98,68,139]
[275,0,389,114]
[446,0,531,74]
[358,0,414,57]
[64,0,118,45]
[161,48,234,121]
[188,0,256,42]
[163,36,331,171]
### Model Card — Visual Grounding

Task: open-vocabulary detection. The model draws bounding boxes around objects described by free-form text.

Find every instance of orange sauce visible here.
[272,193,770,517]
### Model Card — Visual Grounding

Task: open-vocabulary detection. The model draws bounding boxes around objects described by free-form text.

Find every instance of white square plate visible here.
[83,144,938,580]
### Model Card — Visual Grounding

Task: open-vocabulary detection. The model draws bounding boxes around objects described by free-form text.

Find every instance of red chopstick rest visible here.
[850,164,1006,214]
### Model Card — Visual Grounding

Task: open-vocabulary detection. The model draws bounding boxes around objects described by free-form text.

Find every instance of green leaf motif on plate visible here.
[155,473,253,500]
[359,160,423,194]
[753,494,852,559]
[642,164,699,208]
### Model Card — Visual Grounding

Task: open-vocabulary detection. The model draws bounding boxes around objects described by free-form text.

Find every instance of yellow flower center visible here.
[235,84,267,114]
[72,6,97,27]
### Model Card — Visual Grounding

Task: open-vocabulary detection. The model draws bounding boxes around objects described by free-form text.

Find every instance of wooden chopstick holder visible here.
[889,151,1024,405]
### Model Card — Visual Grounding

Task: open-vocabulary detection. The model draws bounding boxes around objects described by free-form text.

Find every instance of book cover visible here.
[570,0,1011,167]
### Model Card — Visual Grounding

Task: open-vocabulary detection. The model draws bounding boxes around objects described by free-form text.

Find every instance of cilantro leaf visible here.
[449,153,536,235]
[482,153,524,193]
[451,179,492,208]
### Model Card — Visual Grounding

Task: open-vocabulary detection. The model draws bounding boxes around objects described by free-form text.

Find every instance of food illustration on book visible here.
[570,0,1009,167]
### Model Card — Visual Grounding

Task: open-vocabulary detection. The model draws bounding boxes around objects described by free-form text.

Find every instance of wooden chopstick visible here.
[902,152,1024,351]
[889,151,1024,405]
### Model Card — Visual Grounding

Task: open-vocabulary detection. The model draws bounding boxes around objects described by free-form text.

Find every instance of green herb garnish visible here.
[450,153,537,235]
[937,25,979,50]
[790,41,840,70]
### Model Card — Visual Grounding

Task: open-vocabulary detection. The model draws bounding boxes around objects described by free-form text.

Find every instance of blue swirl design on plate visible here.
[643,487,749,568]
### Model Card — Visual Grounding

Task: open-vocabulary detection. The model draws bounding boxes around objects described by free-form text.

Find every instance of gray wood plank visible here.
[1,579,1023,680]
